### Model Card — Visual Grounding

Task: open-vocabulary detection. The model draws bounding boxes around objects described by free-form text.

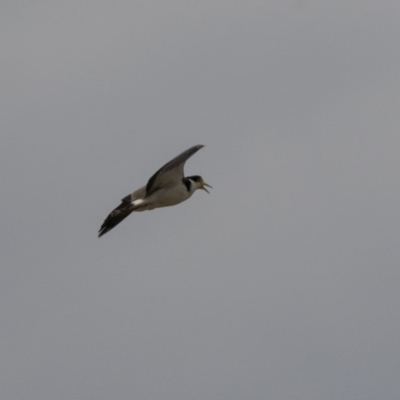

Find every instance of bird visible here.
[98,144,211,237]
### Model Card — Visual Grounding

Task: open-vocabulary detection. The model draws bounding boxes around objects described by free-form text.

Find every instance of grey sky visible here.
[1,1,400,399]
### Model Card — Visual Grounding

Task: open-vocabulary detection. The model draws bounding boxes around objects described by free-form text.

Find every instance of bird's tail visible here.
[98,203,133,237]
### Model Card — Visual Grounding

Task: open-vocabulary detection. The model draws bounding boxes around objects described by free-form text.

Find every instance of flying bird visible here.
[98,144,211,237]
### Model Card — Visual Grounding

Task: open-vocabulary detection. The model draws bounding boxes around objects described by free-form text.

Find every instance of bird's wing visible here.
[98,186,147,237]
[121,185,146,204]
[145,145,204,196]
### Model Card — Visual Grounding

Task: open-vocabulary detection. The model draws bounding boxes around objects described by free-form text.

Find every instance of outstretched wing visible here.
[98,186,146,237]
[145,145,204,196]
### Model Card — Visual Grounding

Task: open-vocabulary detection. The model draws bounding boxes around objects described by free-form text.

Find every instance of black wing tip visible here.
[185,144,205,156]
[97,220,119,238]
[98,224,110,238]
[187,144,204,152]
[98,204,133,238]
[98,229,106,238]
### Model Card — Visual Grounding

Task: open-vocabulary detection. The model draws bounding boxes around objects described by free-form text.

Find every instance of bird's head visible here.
[187,175,212,193]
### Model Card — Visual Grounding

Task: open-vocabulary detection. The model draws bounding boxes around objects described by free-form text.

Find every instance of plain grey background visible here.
[1,1,400,399]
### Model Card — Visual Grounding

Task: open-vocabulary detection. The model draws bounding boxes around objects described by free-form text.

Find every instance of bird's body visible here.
[131,179,197,210]
[98,145,211,237]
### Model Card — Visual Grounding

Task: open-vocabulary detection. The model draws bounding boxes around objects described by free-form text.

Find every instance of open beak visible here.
[202,182,212,194]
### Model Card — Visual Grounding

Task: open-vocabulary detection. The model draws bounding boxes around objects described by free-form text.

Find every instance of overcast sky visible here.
[1,1,400,399]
